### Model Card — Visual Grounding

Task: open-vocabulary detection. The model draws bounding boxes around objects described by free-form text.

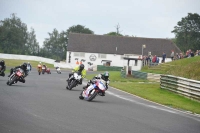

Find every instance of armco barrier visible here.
[132,70,147,79]
[97,65,123,71]
[160,75,200,101]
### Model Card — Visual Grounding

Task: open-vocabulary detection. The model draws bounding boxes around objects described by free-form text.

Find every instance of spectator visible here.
[170,50,174,61]
[190,51,194,57]
[152,55,157,63]
[162,52,166,63]
[175,53,180,60]
[156,57,160,63]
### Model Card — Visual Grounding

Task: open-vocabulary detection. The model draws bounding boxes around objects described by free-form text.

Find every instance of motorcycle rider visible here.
[27,62,32,71]
[67,64,86,85]
[8,63,28,83]
[37,62,42,71]
[82,71,110,96]
[0,60,6,77]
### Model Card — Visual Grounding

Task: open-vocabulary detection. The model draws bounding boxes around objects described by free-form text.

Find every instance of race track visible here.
[0,69,200,133]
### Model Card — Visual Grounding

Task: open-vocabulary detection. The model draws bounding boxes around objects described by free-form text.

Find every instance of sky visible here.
[0,0,200,47]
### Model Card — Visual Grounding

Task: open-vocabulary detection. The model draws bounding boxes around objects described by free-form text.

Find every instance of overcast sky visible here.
[0,0,200,47]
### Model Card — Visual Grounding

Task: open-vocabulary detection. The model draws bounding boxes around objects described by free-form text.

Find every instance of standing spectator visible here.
[170,50,174,61]
[152,55,157,63]
[156,56,160,63]
[162,52,166,63]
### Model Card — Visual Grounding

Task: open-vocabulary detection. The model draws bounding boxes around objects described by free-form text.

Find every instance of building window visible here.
[98,54,106,58]
[74,52,85,57]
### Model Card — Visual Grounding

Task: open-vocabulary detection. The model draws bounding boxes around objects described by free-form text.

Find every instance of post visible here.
[142,44,146,57]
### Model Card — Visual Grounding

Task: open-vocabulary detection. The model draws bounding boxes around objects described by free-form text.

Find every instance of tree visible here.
[67,25,94,35]
[104,32,123,36]
[0,13,28,54]
[26,28,39,55]
[42,29,68,60]
[104,23,123,36]
[172,13,200,52]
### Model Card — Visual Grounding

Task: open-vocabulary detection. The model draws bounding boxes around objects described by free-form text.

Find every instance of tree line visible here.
[0,13,200,60]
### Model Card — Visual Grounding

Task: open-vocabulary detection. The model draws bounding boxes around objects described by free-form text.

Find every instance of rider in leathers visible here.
[0,60,6,77]
[82,71,110,97]
[67,64,86,85]
[8,63,28,83]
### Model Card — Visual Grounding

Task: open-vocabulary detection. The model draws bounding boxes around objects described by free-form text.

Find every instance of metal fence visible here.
[160,75,200,101]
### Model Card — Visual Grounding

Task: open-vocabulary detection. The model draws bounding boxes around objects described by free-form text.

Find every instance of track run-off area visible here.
[0,69,200,133]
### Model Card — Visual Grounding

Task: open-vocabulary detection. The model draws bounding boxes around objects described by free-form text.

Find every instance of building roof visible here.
[68,33,181,57]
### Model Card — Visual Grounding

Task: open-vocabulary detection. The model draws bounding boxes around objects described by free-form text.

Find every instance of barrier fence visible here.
[160,75,200,101]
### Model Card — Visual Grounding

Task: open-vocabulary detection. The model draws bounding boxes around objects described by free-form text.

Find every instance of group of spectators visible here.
[170,49,200,61]
[142,49,200,66]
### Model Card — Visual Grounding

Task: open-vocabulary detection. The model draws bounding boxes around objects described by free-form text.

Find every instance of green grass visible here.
[86,71,200,114]
[141,56,200,80]
[1,59,55,69]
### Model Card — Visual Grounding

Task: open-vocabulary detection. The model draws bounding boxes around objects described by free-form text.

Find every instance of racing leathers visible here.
[67,65,87,85]
[83,73,110,96]
[0,60,6,77]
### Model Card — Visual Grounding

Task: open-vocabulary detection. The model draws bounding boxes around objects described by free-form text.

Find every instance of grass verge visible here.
[86,71,200,114]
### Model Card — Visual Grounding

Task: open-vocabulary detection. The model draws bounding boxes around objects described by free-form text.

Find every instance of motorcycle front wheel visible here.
[8,75,17,86]
[87,90,98,101]
[68,80,77,90]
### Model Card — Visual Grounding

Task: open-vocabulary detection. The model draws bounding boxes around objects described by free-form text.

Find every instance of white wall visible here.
[0,53,72,68]
[67,52,173,71]
[67,52,144,70]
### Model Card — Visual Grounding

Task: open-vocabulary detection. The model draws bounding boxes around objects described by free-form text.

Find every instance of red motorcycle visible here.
[42,65,51,74]
[7,68,25,86]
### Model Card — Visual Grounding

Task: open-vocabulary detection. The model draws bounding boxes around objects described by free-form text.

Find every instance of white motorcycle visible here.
[56,67,61,74]
[66,72,82,90]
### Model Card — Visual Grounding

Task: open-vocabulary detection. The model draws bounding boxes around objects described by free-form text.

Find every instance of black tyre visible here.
[8,75,17,86]
[79,90,84,100]
[66,86,69,89]
[87,90,98,101]
[68,80,77,90]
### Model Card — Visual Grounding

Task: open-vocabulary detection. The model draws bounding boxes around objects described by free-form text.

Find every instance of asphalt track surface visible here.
[0,69,200,133]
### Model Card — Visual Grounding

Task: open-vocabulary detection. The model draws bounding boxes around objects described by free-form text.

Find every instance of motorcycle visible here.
[0,65,5,77]
[66,72,82,90]
[46,68,51,74]
[37,64,42,75]
[42,65,51,74]
[6,68,25,86]
[56,67,61,74]
[79,79,107,101]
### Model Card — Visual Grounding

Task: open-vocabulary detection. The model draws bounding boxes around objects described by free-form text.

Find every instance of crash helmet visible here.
[22,62,27,69]
[79,64,85,71]
[0,60,5,65]
[27,62,30,65]
[103,71,109,81]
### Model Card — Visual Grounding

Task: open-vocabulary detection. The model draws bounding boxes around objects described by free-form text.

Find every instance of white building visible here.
[67,33,181,73]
